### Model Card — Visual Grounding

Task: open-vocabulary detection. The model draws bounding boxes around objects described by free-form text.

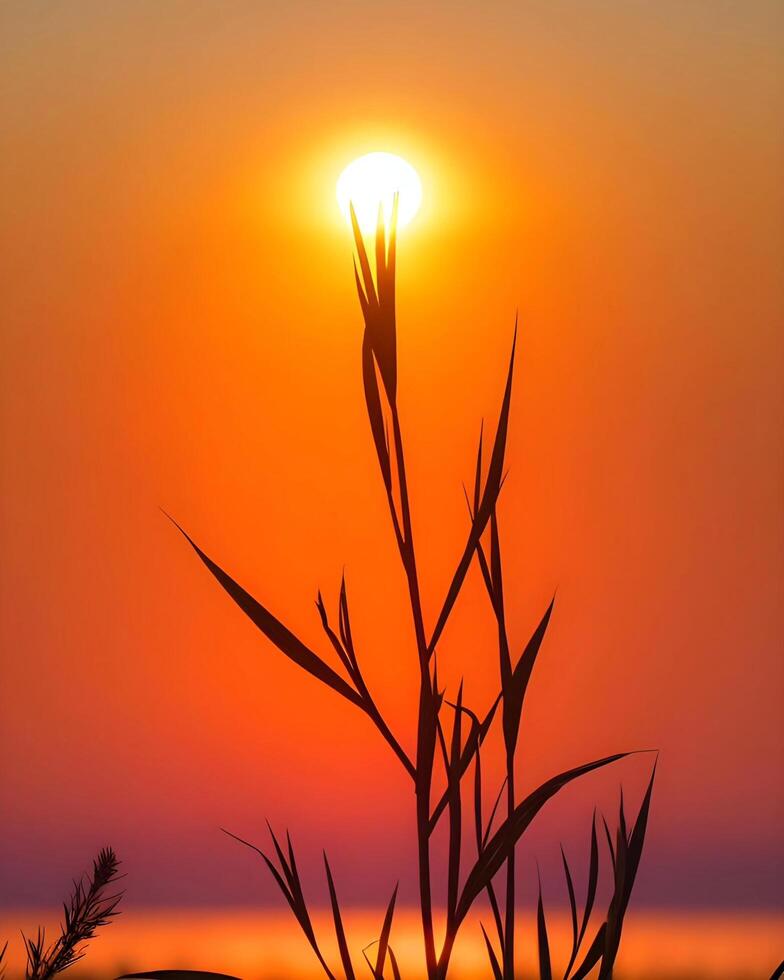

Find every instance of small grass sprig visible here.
[23,847,122,980]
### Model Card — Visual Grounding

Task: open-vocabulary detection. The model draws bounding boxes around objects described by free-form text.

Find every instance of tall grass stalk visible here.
[173,200,656,978]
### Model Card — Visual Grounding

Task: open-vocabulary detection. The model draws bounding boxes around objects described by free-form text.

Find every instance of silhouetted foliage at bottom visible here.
[1,848,122,980]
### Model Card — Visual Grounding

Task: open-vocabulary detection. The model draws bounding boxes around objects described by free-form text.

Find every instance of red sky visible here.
[1,1,782,910]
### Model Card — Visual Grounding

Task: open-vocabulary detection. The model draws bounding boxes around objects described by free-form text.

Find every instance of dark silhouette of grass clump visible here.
[1,847,122,980]
[164,198,658,978]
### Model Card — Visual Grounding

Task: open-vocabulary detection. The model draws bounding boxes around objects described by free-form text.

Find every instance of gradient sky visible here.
[1,1,782,912]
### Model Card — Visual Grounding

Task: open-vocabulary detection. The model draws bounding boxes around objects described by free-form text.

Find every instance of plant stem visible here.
[389,404,438,979]
[504,759,516,980]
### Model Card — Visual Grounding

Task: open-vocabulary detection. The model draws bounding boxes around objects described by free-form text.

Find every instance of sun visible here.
[336,152,422,235]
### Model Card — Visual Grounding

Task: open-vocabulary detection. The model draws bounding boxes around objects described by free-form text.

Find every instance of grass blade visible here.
[362,336,393,492]
[168,517,362,708]
[537,879,553,980]
[565,812,600,980]
[457,752,633,922]
[428,327,517,656]
[387,948,402,980]
[374,884,398,977]
[570,923,607,980]
[223,829,334,979]
[323,854,356,980]
[503,596,555,754]
[350,203,377,308]
[599,762,657,979]
[561,845,579,973]
[480,924,503,980]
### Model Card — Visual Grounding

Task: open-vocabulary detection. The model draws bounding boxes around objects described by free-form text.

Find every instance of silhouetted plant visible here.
[0,847,123,980]
[170,199,656,978]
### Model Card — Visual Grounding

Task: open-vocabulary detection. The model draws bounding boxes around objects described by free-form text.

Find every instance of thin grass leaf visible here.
[315,591,355,678]
[429,692,501,832]
[375,202,386,296]
[482,777,508,851]
[353,260,370,320]
[387,948,402,980]
[446,683,464,924]
[350,203,377,309]
[473,421,484,516]
[315,580,415,780]
[564,813,600,980]
[352,202,396,402]
[599,762,657,979]
[457,752,633,923]
[362,336,393,492]
[465,717,504,951]
[168,517,362,708]
[480,924,503,980]
[337,576,359,672]
[537,879,553,980]
[570,923,607,980]
[561,845,579,976]
[222,829,334,979]
[625,761,657,897]
[619,787,628,847]
[502,596,555,754]
[323,854,356,980]
[373,884,398,978]
[427,326,517,656]
[601,813,616,871]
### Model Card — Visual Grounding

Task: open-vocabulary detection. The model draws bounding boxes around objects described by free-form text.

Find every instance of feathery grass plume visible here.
[172,197,657,978]
[23,847,122,980]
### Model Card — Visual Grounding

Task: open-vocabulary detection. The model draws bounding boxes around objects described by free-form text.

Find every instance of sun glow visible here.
[336,152,422,234]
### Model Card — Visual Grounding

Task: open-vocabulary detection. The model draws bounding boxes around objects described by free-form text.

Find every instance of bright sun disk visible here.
[336,152,422,234]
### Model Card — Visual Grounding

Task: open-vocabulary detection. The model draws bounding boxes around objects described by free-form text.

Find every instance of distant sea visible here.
[0,908,780,978]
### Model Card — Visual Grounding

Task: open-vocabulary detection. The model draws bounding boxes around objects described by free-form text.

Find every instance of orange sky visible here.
[1,1,782,911]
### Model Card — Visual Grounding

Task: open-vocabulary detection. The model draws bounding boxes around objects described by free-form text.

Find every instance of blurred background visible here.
[1,1,782,976]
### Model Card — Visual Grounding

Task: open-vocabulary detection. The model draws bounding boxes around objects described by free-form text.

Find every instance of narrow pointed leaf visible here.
[602,813,616,871]
[457,752,631,922]
[482,776,508,851]
[169,518,362,708]
[362,337,393,491]
[323,854,356,980]
[537,884,553,980]
[480,924,504,980]
[562,845,579,969]
[374,884,398,977]
[599,762,657,979]
[570,924,607,980]
[503,596,555,753]
[350,203,377,308]
[430,692,501,832]
[428,328,517,655]
[387,948,402,980]
[473,421,484,516]
[575,814,600,958]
